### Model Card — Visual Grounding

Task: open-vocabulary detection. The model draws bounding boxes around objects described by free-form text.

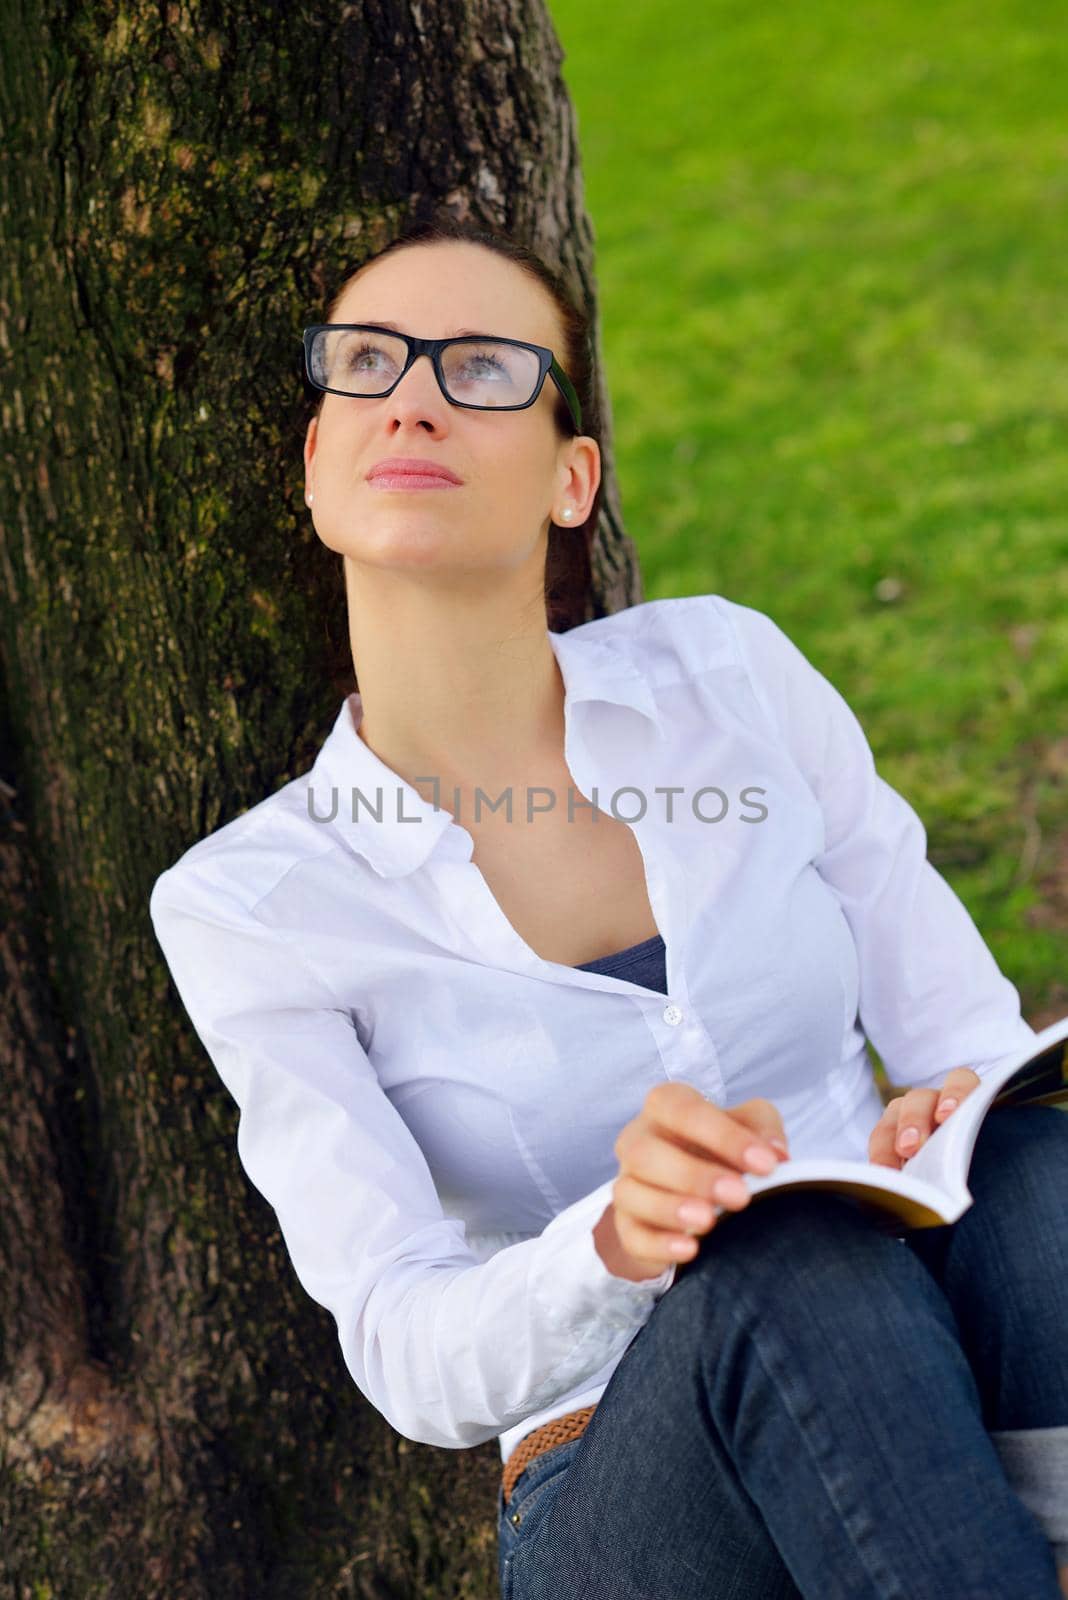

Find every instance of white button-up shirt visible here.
[148,592,1037,1470]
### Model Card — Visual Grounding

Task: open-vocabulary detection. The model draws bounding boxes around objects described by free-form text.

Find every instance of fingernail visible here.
[936,1097,958,1116]
[714,1175,751,1205]
[897,1127,919,1150]
[743,1144,778,1174]
[769,1137,790,1159]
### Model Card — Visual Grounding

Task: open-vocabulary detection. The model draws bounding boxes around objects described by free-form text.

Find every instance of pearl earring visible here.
[307,492,314,505]
[561,507,573,521]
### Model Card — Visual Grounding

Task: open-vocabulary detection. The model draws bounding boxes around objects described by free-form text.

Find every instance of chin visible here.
[341,535,464,568]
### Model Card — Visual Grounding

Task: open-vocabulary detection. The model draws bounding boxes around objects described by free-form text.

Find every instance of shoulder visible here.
[575,591,805,688]
[148,771,352,1019]
[150,759,340,924]
[581,594,845,759]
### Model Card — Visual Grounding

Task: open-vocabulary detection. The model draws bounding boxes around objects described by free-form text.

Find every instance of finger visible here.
[640,1085,788,1177]
[620,1125,766,1210]
[611,1201,717,1268]
[729,1097,791,1156]
[893,1088,940,1158]
[933,1067,982,1122]
[612,1171,731,1243]
[869,1098,905,1169]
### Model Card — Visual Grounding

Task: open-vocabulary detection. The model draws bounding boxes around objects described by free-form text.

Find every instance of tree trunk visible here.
[0,1,641,1594]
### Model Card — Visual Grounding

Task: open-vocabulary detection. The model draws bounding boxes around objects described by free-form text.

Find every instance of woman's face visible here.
[303,240,599,585]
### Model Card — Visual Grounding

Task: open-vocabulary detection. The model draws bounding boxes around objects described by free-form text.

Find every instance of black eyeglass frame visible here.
[301,324,583,434]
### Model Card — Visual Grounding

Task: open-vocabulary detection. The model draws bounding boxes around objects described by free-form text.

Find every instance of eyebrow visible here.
[347,320,497,339]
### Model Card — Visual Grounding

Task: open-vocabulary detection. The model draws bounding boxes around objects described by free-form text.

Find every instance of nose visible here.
[390,351,447,409]
[378,351,451,433]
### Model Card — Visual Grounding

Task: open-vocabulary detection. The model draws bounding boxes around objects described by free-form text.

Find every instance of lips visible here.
[367,457,463,485]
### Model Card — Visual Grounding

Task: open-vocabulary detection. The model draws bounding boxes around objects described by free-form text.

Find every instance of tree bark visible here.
[0,1,641,1594]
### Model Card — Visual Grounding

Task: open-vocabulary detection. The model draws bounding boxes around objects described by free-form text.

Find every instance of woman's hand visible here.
[868,1067,982,1170]
[594,1082,790,1281]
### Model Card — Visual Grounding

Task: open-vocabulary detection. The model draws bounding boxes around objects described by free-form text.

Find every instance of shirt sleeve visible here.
[148,861,675,1451]
[718,596,1037,1091]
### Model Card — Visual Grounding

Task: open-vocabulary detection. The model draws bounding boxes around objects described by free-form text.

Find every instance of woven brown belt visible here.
[501,1404,597,1511]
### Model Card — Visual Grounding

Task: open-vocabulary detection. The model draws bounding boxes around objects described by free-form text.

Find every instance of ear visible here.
[558,435,600,523]
[304,415,318,496]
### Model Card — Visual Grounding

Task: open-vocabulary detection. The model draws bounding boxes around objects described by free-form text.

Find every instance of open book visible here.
[736,1014,1068,1233]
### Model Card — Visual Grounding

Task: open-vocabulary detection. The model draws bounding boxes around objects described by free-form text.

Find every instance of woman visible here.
[149,217,1068,1598]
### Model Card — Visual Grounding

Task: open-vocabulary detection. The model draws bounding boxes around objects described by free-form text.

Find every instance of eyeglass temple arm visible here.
[550,359,583,432]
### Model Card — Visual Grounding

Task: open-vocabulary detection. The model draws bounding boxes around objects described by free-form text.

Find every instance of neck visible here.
[343,559,568,802]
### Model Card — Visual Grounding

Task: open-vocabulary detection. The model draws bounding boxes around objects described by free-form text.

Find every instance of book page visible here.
[899,1016,1068,1201]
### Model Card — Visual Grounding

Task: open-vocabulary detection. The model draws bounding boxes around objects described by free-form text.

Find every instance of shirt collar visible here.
[308,621,664,879]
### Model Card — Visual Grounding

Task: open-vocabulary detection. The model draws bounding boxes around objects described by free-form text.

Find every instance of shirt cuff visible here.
[537,1177,678,1330]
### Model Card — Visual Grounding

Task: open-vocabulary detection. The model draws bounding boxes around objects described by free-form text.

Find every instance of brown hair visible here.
[306,219,602,693]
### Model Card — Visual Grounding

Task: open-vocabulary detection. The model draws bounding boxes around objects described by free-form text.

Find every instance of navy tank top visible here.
[574,931,667,993]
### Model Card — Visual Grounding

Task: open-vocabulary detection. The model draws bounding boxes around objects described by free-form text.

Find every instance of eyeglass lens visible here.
[309,328,542,406]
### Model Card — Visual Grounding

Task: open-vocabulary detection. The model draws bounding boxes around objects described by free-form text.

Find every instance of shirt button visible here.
[662,1003,683,1026]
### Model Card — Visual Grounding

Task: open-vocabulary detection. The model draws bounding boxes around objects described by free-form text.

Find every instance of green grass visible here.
[550,0,1068,1035]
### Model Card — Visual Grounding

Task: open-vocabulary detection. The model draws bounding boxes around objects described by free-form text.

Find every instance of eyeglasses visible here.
[301,324,583,433]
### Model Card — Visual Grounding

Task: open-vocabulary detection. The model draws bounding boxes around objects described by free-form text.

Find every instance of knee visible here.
[682,1187,948,1343]
[669,1190,968,1433]
[965,1105,1068,1218]
[945,1104,1068,1283]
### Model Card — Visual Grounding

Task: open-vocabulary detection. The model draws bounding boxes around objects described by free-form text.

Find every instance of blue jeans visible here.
[496,1105,1068,1599]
